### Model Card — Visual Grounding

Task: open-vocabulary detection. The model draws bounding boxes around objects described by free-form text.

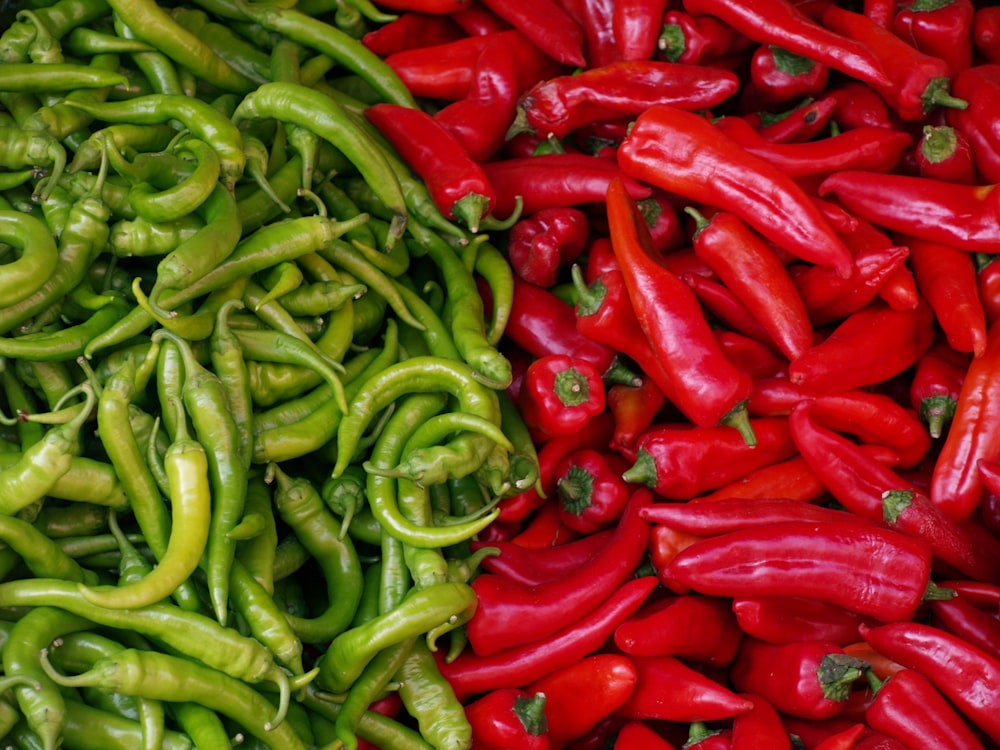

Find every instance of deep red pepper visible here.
[556,0,620,68]
[365,103,496,232]
[730,693,791,750]
[813,724,868,750]
[527,655,638,748]
[438,576,658,698]
[893,0,975,77]
[553,448,632,534]
[606,376,669,453]
[687,207,813,362]
[685,726,733,750]
[976,253,1000,327]
[635,191,686,255]
[695,455,829,504]
[732,597,876,647]
[613,594,743,667]
[467,490,650,655]
[658,9,754,66]
[864,668,985,750]
[361,12,465,56]
[615,655,753,723]
[750,45,830,104]
[648,523,703,574]
[936,579,1000,610]
[473,529,612,586]
[820,4,968,121]
[623,418,798,501]
[506,207,589,288]
[613,721,678,750]
[641,497,863,537]
[973,6,1000,63]
[612,0,670,61]
[618,106,855,277]
[383,34,494,101]
[914,124,978,183]
[789,400,1000,584]
[863,0,896,29]
[665,520,937,622]
[680,273,776,348]
[752,95,839,143]
[947,64,1000,185]
[510,500,578,549]
[930,594,1000,662]
[788,299,935,394]
[509,61,739,141]
[826,80,897,131]
[605,176,756,441]
[730,639,865,720]
[465,689,549,750]
[476,0,585,66]
[931,321,1000,521]
[450,3,509,34]
[714,330,789,380]
[518,353,606,442]
[860,621,1000,743]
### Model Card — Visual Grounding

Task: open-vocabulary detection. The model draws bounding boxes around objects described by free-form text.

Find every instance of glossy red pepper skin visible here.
[510,501,578,550]
[915,124,978,183]
[730,693,792,750]
[476,0,584,66]
[613,594,743,667]
[623,418,798,501]
[384,34,494,101]
[695,455,828,504]
[977,253,1000,327]
[664,520,935,622]
[681,273,775,347]
[827,81,897,130]
[893,0,975,77]
[930,595,1000,662]
[973,7,1000,63]
[732,597,875,647]
[618,106,855,277]
[473,529,612,586]
[527,655,638,748]
[860,621,1000,744]
[616,655,753,723]
[641,497,862,538]
[506,207,588,288]
[947,64,1000,184]
[658,10,753,66]
[714,330,788,380]
[467,490,650,655]
[613,721,678,750]
[361,13,465,56]
[438,576,658,699]
[553,448,632,534]
[753,95,839,143]
[465,689,550,750]
[648,523,703,574]
[518,354,606,441]
[612,0,670,61]
[606,377,669,453]
[749,44,830,104]
[788,299,935,394]
[510,61,739,141]
[931,322,1000,521]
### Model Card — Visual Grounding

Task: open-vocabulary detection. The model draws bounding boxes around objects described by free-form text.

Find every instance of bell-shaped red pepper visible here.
[518,353,606,442]
[465,688,549,750]
[505,207,588,288]
[749,44,830,104]
[915,124,977,183]
[893,0,975,77]
[658,9,753,66]
[553,448,632,534]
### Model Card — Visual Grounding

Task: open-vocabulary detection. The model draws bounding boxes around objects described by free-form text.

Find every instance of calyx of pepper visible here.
[768,45,816,76]
[920,125,959,165]
[920,76,968,114]
[918,394,957,438]
[557,464,596,515]
[451,192,492,234]
[513,692,548,736]
[658,23,687,63]
[553,366,592,407]
[881,489,913,524]
[816,653,869,702]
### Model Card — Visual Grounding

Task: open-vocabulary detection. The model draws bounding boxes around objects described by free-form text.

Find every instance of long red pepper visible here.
[605,176,756,442]
[473,529,612,585]
[436,575,658,698]
[681,273,776,347]
[931,321,1000,522]
[613,721,678,750]
[732,597,876,647]
[860,621,1000,743]
[663,520,937,622]
[695,455,829,505]
[929,595,1000,661]
[617,105,856,277]
[361,13,465,57]
[641,497,863,537]
[465,490,650,655]
[612,0,670,61]
[730,693,791,750]
[475,0,584,66]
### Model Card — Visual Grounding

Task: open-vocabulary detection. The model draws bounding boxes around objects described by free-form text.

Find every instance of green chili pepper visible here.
[110,213,205,258]
[395,639,473,750]
[0,210,59,308]
[335,638,416,750]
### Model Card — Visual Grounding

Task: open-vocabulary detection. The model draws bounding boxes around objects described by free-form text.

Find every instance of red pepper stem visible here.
[881,489,913,524]
[919,395,957,439]
[622,449,656,488]
[479,196,524,231]
[451,192,492,234]
[920,125,958,164]
[720,401,757,448]
[816,654,870,702]
[922,77,968,112]
[683,205,711,238]
[864,668,886,695]
[554,366,593,408]
[923,581,958,602]
[557,464,595,516]
[513,692,548,736]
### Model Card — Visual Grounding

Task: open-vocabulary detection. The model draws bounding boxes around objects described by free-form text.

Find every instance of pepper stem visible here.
[919,394,956,439]
[683,205,711,238]
[553,366,592,407]
[922,77,968,113]
[513,692,549,736]
[622,448,657,489]
[922,581,957,602]
[557,464,595,516]
[880,489,912,525]
[816,653,869,702]
[719,401,757,448]
[451,192,491,234]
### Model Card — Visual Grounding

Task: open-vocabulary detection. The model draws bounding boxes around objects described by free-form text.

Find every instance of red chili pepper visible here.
[449,3,509,34]
[788,299,935,394]
[863,0,896,29]
[730,639,865,720]
[864,668,985,750]
[613,721,678,750]
[680,273,776,348]
[976,253,1000,327]
[474,528,612,585]
[973,7,1000,63]
[695,455,829,504]
[618,106,855,277]
[556,0,620,68]
[714,330,788,380]
[820,4,968,121]
[860,621,1000,743]
[893,0,975,77]
[658,9,754,66]
[937,579,1000,609]
[438,575,658,698]
[813,724,868,750]
[685,726,733,750]
[510,500,578,549]
[914,124,977,183]
[623,418,798,501]
[383,34,493,101]
[467,490,650,655]
[465,688,549,750]
[789,400,1000,584]
[606,176,757,441]
[753,95,839,143]
[476,0,585,65]
[635,191,686,255]
[365,103,496,232]
[518,353,606,442]
[509,61,739,141]
[616,655,754,723]
[641,497,863,537]
[730,693,791,750]
[947,63,1000,185]
[826,81,897,130]
[527,655,638,748]
[665,520,937,622]
[361,12,465,56]
[732,597,876,647]
[930,594,1000,662]
[612,0,670,61]
[606,377,669,453]
[648,523,703,574]
[553,448,632,534]
[613,594,743,667]
[750,45,830,104]
[506,207,589,288]
[931,322,1000,522]
[687,207,813,362]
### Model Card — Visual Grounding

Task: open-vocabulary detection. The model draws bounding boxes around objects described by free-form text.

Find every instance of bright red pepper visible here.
[973,6,1000,63]
[714,330,788,380]
[506,207,589,288]
[465,689,549,750]
[527,655,638,748]
[664,520,936,622]
[914,124,978,183]
[648,523,703,574]
[476,0,584,66]
[732,597,876,647]
[863,0,896,29]
[826,80,897,130]
[976,252,1000,327]
[450,3,509,34]
[813,724,867,750]
[750,44,830,104]
[474,528,612,585]
[685,726,733,750]
[509,61,739,141]
[553,448,632,534]
[752,95,839,142]
[613,594,743,667]
[556,0,620,68]
[936,579,1000,609]
[842,642,905,683]
[383,33,494,101]
[618,106,855,277]
[605,175,757,441]
[467,490,650,655]
[510,500,578,549]
[613,721,678,750]
[694,455,829,504]
[680,273,776,347]
[438,576,658,698]
[518,354,606,442]
[730,693,791,750]
[947,64,1000,184]
[361,12,465,56]
[931,321,1000,521]
[606,377,669,453]
[730,639,865,720]
[893,0,975,77]
[615,655,754,723]
[612,0,670,61]
[365,103,496,232]
[635,191,686,255]
[929,594,1000,662]
[641,497,862,537]
[860,621,1000,743]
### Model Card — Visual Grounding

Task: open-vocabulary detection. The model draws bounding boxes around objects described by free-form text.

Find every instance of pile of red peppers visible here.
[359,0,1000,748]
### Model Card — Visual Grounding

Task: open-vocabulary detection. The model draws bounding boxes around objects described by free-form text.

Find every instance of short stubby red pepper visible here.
[749,44,830,104]
[464,688,549,750]
[893,0,975,77]
[909,341,968,439]
[508,60,740,141]
[732,596,876,647]
[946,64,1000,184]
[617,105,856,277]
[505,206,588,288]
[730,692,791,750]
[612,0,670,61]
[915,124,978,184]
[658,9,754,67]
[663,520,936,623]
[553,448,632,534]
[518,353,606,441]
